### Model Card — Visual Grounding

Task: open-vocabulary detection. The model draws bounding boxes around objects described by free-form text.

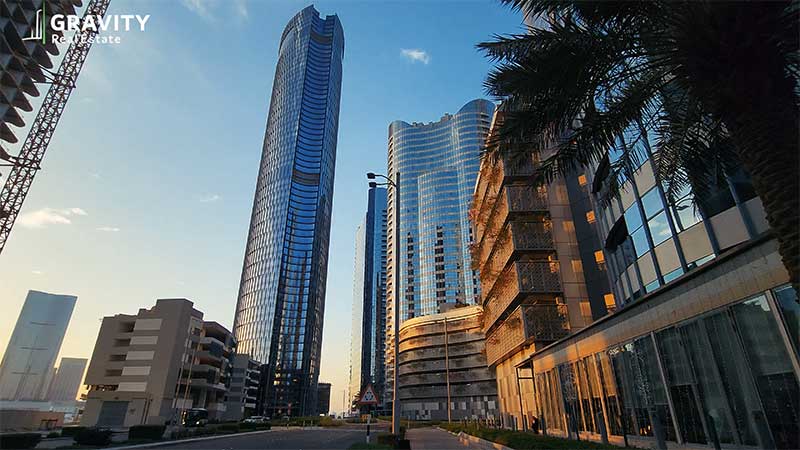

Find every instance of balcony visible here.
[483,261,562,331]
[506,185,548,214]
[480,221,554,293]
[485,303,570,365]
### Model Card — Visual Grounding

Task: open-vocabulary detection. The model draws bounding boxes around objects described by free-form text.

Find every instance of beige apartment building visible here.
[398,305,498,421]
[472,112,613,429]
[81,299,236,427]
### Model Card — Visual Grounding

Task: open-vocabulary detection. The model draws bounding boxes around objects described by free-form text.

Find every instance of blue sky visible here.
[0,0,523,413]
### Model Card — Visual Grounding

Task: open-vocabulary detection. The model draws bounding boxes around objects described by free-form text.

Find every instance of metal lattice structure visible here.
[0,0,111,254]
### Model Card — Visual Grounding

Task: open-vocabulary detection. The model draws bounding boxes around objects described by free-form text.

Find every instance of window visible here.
[586,211,596,224]
[594,250,605,264]
[604,293,616,309]
[648,211,673,246]
[578,174,588,186]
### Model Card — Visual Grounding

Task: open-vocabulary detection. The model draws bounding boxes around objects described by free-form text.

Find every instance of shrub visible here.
[73,427,113,446]
[215,423,240,434]
[0,433,42,449]
[60,426,86,437]
[128,424,165,440]
[376,433,398,447]
[47,431,61,438]
[319,416,342,427]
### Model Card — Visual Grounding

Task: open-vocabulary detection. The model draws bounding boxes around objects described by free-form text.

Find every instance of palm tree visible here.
[479,1,799,289]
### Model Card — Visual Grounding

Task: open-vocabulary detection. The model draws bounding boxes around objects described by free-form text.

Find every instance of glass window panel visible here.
[648,211,673,246]
[663,267,684,284]
[632,228,649,257]
[732,296,800,450]
[656,328,707,444]
[624,205,643,232]
[680,321,736,445]
[773,285,799,355]
[597,353,625,436]
[641,188,663,219]
[673,195,702,231]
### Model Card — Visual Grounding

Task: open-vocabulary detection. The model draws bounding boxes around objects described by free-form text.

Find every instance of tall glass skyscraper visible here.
[233,6,344,417]
[349,187,387,410]
[386,99,495,322]
[0,290,76,401]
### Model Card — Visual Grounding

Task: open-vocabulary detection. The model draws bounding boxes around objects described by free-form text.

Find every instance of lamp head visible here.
[369,182,377,188]
[366,172,376,180]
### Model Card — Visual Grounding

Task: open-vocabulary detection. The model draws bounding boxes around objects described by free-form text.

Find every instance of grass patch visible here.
[440,423,620,450]
[349,443,394,450]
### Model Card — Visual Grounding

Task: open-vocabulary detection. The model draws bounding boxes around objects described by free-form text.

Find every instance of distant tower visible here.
[232,6,344,417]
[47,357,87,402]
[0,290,77,400]
[349,187,388,411]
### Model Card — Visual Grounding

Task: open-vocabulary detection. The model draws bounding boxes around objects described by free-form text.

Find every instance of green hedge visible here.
[60,426,86,437]
[74,427,113,446]
[440,423,619,450]
[0,433,42,449]
[128,424,165,440]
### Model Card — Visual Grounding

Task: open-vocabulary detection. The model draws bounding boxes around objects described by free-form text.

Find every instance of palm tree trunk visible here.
[719,65,799,292]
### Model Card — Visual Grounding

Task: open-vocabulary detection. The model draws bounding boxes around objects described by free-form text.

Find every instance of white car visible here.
[242,416,268,424]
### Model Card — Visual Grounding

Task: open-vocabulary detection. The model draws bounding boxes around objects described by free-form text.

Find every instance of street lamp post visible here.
[367,171,401,436]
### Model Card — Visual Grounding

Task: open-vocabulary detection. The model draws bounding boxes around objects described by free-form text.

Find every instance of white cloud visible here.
[401,48,431,64]
[200,194,221,203]
[32,270,43,275]
[233,0,248,20]
[17,207,88,229]
[90,172,101,179]
[181,0,214,20]
[96,227,121,232]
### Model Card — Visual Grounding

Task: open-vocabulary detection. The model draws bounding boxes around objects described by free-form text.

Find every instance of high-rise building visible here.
[82,299,235,427]
[349,187,388,412]
[47,357,87,402]
[232,6,344,418]
[384,99,494,407]
[0,290,77,401]
[317,382,331,416]
[475,111,800,447]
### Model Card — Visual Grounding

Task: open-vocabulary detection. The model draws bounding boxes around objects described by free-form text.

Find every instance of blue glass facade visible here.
[349,187,388,409]
[387,99,495,322]
[233,6,343,417]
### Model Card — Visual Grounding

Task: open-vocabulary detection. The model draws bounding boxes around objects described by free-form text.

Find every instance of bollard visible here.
[366,416,371,443]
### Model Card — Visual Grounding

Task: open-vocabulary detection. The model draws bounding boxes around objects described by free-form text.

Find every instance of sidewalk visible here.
[407,427,490,450]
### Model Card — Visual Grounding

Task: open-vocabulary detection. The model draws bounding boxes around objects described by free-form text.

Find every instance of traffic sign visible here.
[357,384,379,406]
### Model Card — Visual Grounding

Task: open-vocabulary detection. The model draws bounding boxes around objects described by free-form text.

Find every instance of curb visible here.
[433,427,512,450]
[112,429,273,449]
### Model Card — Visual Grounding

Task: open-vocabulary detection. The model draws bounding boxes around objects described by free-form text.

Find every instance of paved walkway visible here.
[407,427,479,450]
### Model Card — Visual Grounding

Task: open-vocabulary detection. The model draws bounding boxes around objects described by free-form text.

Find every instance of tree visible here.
[479,1,799,289]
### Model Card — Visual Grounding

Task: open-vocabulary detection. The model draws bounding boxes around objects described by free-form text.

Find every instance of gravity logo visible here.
[23,4,150,45]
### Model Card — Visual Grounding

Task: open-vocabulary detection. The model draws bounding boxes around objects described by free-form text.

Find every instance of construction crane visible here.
[0,0,111,255]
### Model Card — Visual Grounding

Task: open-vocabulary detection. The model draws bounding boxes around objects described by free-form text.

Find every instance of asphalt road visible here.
[146,426,385,450]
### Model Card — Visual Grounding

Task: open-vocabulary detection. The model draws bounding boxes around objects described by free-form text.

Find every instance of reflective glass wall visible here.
[386,99,494,321]
[233,6,344,417]
[530,285,799,449]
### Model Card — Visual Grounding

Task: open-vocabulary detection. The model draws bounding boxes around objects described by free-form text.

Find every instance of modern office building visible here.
[317,382,331,416]
[82,299,236,427]
[223,354,261,421]
[47,357,87,402]
[0,290,77,401]
[0,0,82,150]
[232,5,344,418]
[477,112,800,448]
[397,305,498,421]
[385,99,494,407]
[349,186,388,412]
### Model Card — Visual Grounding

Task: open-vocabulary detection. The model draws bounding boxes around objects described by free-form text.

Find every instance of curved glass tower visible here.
[387,99,494,321]
[233,6,344,417]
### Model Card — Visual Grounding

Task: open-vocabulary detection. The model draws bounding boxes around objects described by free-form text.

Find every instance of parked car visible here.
[183,408,208,427]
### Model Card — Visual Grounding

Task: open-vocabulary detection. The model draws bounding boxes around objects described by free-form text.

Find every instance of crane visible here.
[0,0,112,255]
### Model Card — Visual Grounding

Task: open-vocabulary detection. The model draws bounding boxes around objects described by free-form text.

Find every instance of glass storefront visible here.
[528,286,799,448]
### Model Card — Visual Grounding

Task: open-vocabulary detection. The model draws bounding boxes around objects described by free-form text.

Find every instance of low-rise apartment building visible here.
[398,305,498,421]
[81,299,235,427]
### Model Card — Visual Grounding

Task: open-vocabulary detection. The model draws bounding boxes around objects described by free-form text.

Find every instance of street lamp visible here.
[366,171,400,436]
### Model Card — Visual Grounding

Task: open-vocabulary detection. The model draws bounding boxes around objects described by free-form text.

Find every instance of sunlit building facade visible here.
[485,116,800,448]
[349,187,388,412]
[232,6,344,417]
